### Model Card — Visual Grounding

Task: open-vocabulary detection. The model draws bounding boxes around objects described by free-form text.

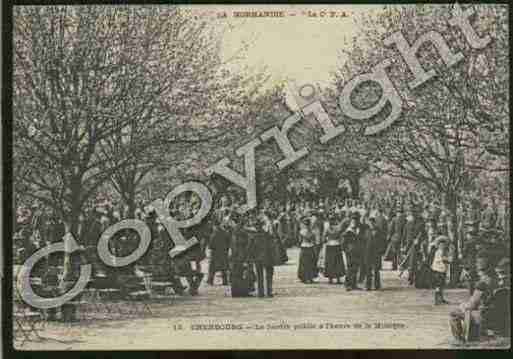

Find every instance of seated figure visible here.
[449,256,510,342]
[449,253,497,342]
[483,258,510,338]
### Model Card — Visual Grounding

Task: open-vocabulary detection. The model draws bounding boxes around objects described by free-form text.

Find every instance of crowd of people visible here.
[13,185,510,340]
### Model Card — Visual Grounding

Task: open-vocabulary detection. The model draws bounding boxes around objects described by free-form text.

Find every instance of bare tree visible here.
[328,4,508,202]
[324,4,508,279]
[12,6,207,275]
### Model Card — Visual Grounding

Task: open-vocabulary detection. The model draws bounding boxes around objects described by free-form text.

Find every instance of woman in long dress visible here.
[297,217,317,284]
[321,214,346,284]
[229,213,254,297]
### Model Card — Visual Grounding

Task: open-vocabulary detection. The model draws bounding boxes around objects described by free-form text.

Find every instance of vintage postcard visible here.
[4,2,510,352]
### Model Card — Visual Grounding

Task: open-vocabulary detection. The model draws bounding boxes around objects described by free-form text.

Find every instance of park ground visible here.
[15,248,510,350]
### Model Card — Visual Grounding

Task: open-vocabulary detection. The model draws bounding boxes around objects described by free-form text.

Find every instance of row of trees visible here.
[13,5,285,278]
[238,5,508,205]
[14,5,509,242]
[321,4,508,252]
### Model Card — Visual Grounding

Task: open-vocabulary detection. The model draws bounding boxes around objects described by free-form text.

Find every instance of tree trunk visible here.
[62,183,82,282]
[445,190,459,287]
[61,221,72,282]
[349,175,360,200]
[319,171,338,198]
[126,184,137,219]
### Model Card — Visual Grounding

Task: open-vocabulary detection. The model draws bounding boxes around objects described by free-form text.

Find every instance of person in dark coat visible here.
[487,257,510,337]
[342,212,367,291]
[184,218,210,276]
[385,208,406,270]
[229,213,253,297]
[339,211,351,233]
[297,217,317,284]
[364,217,385,290]
[311,211,323,265]
[270,212,288,265]
[374,207,388,250]
[251,217,276,297]
[278,207,295,248]
[400,205,427,286]
[207,218,231,285]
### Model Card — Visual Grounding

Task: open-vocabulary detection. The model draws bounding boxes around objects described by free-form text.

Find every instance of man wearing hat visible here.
[480,228,508,270]
[245,215,276,297]
[363,216,385,290]
[342,211,367,291]
[486,257,510,337]
[401,204,427,286]
[449,252,498,342]
[207,217,231,286]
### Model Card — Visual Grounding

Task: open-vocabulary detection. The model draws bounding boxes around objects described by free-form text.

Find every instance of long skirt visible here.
[298,247,318,282]
[210,249,230,272]
[324,245,345,278]
[230,262,249,297]
[275,239,289,265]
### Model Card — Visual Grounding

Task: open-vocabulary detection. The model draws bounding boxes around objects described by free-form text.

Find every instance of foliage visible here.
[325,4,509,204]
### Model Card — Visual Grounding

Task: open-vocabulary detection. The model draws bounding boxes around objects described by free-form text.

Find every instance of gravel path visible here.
[16,248,510,350]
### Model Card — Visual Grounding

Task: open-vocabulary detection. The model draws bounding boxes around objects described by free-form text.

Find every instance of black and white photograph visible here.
[3,2,511,351]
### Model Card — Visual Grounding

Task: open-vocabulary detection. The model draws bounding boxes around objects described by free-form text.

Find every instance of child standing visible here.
[431,236,451,305]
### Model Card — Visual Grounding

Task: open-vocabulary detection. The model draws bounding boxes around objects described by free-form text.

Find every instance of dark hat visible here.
[476,256,490,271]
[495,257,510,274]
[476,251,493,271]
[231,212,241,223]
[435,235,449,246]
[147,210,158,219]
[256,217,266,228]
[350,212,360,220]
